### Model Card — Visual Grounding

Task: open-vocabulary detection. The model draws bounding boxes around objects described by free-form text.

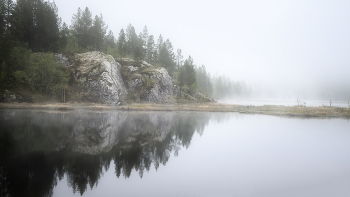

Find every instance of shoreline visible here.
[0,102,350,118]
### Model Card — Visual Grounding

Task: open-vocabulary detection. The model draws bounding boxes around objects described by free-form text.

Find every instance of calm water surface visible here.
[0,110,349,197]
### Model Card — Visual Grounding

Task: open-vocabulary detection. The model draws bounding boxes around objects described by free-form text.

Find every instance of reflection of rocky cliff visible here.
[0,110,223,196]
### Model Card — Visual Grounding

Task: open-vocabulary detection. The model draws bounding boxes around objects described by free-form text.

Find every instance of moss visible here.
[142,74,156,90]
[106,55,115,64]
[140,67,156,75]
[117,58,141,67]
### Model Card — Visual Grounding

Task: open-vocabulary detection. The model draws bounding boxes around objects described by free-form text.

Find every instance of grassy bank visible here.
[1,102,350,118]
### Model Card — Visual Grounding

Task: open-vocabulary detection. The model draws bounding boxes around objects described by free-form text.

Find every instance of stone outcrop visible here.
[52,52,213,104]
[68,51,127,104]
[143,67,175,103]
[119,58,176,103]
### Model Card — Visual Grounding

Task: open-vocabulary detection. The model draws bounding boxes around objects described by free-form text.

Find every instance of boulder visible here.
[143,67,176,103]
[68,51,127,104]
[119,59,176,103]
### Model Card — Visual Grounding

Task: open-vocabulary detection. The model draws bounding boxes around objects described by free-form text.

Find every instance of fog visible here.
[55,0,350,101]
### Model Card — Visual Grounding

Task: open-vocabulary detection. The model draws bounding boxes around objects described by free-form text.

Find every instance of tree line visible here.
[0,0,249,101]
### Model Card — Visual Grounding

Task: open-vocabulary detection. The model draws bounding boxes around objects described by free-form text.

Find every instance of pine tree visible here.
[176,49,183,69]
[70,7,82,33]
[71,7,93,50]
[156,34,163,58]
[11,0,60,52]
[157,37,175,75]
[145,35,155,64]
[0,0,5,37]
[2,0,14,32]
[125,24,137,57]
[58,22,69,52]
[141,25,148,49]
[117,29,126,57]
[196,65,212,96]
[91,14,107,51]
[80,7,92,49]
[105,30,115,49]
[179,56,197,94]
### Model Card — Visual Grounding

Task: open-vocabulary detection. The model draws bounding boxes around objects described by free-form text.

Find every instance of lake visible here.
[0,110,349,197]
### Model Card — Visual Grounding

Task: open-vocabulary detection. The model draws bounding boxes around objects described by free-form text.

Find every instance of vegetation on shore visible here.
[1,102,349,118]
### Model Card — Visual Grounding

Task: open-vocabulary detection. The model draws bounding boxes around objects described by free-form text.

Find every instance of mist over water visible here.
[218,79,350,107]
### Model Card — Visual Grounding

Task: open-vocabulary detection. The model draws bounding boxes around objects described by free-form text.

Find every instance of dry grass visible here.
[1,102,349,118]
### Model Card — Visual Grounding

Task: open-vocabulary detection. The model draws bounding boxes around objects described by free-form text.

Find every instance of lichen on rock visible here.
[68,51,127,104]
[119,59,176,103]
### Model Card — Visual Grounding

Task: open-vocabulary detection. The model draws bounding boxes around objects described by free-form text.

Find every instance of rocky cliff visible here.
[52,51,213,104]
[119,58,176,103]
[67,51,127,104]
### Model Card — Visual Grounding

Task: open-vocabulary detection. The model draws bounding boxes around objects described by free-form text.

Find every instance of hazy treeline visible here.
[211,75,252,99]
[0,0,247,100]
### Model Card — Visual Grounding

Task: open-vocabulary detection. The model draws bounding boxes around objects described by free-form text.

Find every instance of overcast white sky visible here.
[54,0,350,99]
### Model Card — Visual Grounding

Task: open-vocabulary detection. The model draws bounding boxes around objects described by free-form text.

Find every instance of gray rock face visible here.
[143,67,176,103]
[119,58,176,103]
[127,66,139,72]
[54,54,69,67]
[127,75,143,92]
[70,51,127,104]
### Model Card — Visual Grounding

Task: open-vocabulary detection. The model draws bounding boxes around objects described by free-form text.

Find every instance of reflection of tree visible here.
[0,152,59,197]
[66,154,103,195]
[0,110,220,196]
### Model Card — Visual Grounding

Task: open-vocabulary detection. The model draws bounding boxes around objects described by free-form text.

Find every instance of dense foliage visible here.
[0,0,247,101]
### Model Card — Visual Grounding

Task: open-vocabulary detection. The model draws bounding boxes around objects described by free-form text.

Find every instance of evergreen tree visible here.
[156,34,163,58]
[176,49,183,69]
[196,65,212,96]
[0,0,5,37]
[117,29,126,57]
[71,7,93,50]
[91,14,107,51]
[145,35,155,64]
[80,7,92,49]
[141,26,148,45]
[179,56,197,94]
[70,7,82,34]
[36,0,60,51]
[105,30,115,48]
[11,0,60,52]
[0,0,14,36]
[125,24,137,57]
[65,31,79,54]
[164,39,175,72]
[58,22,69,52]
[157,37,175,75]
[137,31,146,59]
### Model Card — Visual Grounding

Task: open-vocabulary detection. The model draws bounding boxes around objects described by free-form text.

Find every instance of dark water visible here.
[0,110,349,197]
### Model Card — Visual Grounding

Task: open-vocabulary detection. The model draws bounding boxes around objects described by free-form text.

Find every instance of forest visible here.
[0,0,249,101]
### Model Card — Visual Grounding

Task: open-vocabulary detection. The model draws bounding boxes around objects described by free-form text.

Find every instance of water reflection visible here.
[0,110,228,196]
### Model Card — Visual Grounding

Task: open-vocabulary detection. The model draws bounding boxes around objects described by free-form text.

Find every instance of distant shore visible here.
[1,102,350,118]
